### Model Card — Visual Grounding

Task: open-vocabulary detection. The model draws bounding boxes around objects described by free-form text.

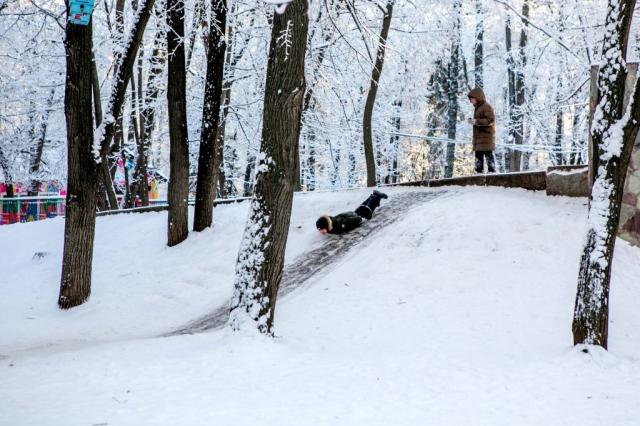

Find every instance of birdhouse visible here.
[68,0,94,26]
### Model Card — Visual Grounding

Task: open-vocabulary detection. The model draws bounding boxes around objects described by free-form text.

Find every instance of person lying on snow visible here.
[315,190,388,235]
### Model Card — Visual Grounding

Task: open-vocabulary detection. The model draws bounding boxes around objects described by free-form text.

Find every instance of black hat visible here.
[316,216,330,230]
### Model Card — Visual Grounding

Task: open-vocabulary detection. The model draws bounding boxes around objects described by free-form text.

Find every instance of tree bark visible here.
[98,0,126,210]
[28,88,56,195]
[215,8,254,197]
[0,145,14,197]
[554,91,564,166]
[230,0,309,334]
[166,0,190,246]
[513,0,529,171]
[58,18,98,309]
[363,0,394,187]
[242,151,255,197]
[299,14,331,191]
[505,14,516,171]
[193,0,227,232]
[96,0,156,164]
[445,0,461,178]
[91,48,118,210]
[570,110,582,165]
[131,30,165,207]
[385,98,402,184]
[573,0,639,349]
[474,0,484,88]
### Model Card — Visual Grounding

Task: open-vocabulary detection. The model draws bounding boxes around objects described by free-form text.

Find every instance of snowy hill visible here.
[2,187,640,425]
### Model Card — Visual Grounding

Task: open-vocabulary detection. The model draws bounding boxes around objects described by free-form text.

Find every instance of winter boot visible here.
[373,190,388,199]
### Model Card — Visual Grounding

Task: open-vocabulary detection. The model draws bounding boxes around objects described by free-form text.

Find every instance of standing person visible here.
[316,190,388,235]
[467,88,496,173]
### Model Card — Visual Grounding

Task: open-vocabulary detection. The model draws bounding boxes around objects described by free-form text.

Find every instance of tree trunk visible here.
[242,151,255,197]
[474,0,484,88]
[185,0,205,70]
[573,0,639,349]
[94,0,156,211]
[505,14,517,171]
[99,0,127,210]
[127,51,145,208]
[330,143,341,189]
[554,94,564,166]
[193,0,227,232]
[0,146,14,196]
[166,0,190,246]
[96,0,156,165]
[553,6,567,167]
[223,145,238,196]
[58,19,98,309]
[301,19,333,191]
[215,7,254,197]
[29,88,56,195]
[513,0,529,171]
[363,0,394,187]
[92,48,118,210]
[132,30,165,207]
[445,0,461,179]
[570,110,582,165]
[230,0,309,334]
[386,98,402,184]
[294,5,328,191]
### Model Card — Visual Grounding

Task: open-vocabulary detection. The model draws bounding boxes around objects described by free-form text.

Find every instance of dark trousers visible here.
[354,194,382,220]
[475,151,496,173]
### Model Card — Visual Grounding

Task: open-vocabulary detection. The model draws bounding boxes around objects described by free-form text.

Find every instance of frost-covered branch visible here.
[94,0,156,162]
[261,0,292,14]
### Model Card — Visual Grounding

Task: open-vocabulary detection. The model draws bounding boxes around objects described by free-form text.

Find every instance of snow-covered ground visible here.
[2,187,639,426]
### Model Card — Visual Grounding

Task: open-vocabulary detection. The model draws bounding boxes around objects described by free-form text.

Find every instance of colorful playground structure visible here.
[0,176,163,226]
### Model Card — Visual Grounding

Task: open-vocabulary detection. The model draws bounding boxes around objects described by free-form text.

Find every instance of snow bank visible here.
[0,187,382,354]
[2,187,640,426]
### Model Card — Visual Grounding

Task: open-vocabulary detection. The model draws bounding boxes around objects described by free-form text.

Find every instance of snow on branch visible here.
[492,0,588,65]
[261,0,292,15]
[276,19,293,60]
[93,0,154,163]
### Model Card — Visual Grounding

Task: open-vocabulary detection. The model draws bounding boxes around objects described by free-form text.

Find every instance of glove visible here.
[466,117,475,125]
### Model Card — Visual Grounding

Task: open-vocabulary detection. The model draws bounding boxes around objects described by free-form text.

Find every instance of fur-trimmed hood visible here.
[317,215,333,232]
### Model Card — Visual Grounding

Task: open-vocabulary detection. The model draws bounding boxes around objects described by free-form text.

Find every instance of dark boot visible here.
[373,190,388,199]
[487,152,496,173]
[475,151,484,174]
[355,192,383,220]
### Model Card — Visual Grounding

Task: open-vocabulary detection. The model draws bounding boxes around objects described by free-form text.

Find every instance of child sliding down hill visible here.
[315,190,388,235]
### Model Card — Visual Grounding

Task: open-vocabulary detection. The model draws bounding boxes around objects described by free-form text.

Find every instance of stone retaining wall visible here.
[620,143,640,246]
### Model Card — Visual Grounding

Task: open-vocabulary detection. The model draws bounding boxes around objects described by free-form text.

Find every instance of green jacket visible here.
[328,212,363,235]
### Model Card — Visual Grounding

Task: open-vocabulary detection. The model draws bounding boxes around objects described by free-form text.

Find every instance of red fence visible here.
[0,196,66,225]
[0,196,173,226]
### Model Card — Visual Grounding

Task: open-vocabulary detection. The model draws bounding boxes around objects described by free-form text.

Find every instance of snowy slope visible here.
[0,187,376,354]
[2,187,640,426]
